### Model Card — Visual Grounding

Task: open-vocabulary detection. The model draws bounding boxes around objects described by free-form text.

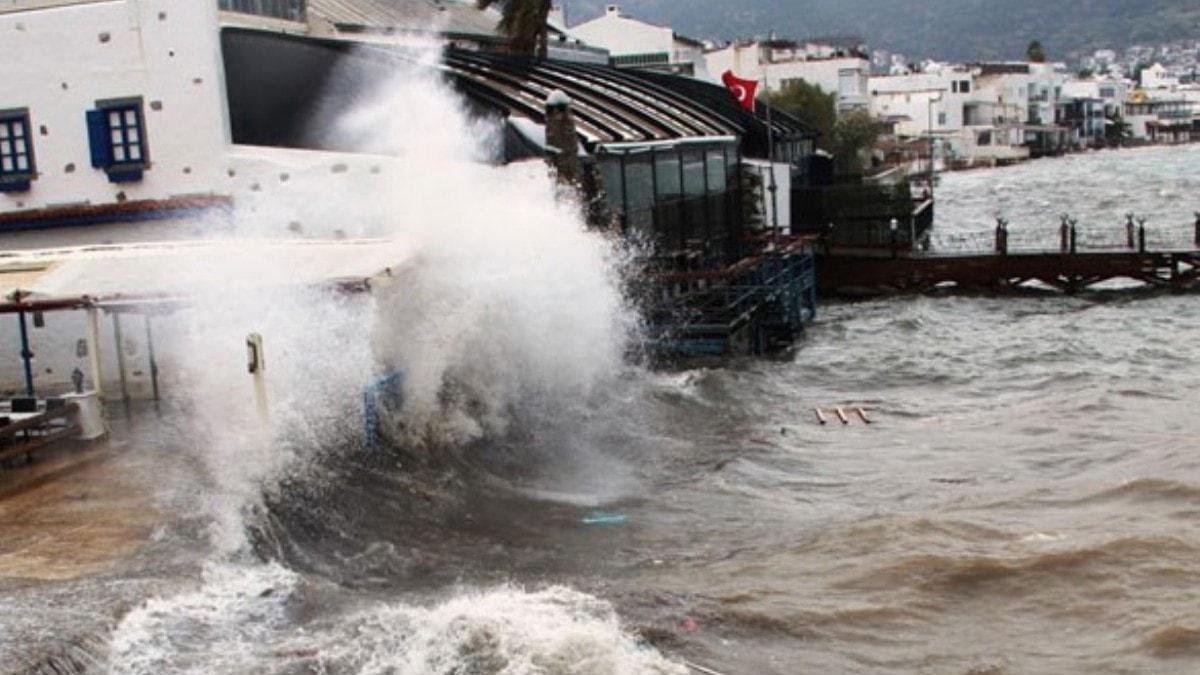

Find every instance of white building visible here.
[704,39,871,112]
[1141,63,1181,91]
[567,5,708,77]
[0,0,606,397]
[869,63,1029,167]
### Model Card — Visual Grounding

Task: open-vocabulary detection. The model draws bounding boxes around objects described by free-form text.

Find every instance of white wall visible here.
[0,0,230,216]
[706,43,870,110]
[869,69,973,135]
[569,6,674,58]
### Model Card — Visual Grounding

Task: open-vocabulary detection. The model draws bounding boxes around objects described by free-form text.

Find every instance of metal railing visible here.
[924,214,1200,257]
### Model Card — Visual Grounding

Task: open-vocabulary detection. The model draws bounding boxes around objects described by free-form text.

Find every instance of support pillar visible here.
[111,312,131,409]
[144,315,160,403]
[86,306,104,399]
[17,309,34,396]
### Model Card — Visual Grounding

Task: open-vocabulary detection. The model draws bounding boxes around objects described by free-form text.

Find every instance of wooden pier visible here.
[820,218,1200,295]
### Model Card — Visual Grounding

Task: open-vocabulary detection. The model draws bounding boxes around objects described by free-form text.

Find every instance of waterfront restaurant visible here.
[1,0,818,395]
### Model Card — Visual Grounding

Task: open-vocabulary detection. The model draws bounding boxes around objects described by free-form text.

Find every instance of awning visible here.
[0,238,414,313]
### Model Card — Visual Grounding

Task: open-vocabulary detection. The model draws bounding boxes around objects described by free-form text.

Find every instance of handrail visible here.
[921,219,1200,258]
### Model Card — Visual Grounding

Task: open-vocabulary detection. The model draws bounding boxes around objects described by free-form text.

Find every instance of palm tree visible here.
[476,0,552,59]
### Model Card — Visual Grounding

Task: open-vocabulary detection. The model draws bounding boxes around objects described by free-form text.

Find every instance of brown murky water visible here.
[2,147,1199,674]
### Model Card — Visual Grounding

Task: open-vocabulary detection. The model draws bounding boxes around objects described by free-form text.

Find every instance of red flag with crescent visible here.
[722,70,759,112]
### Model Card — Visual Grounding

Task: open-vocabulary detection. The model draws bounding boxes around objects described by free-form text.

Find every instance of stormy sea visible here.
[2,50,1199,674]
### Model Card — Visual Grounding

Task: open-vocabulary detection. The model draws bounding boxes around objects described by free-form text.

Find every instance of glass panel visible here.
[15,155,28,171]
[623,155,653,211]
[598,159,623,211]
[706,149,727,193]
[127,128,140,143]
[125,109,138,125]
[111,129,125,144]
[109,111,123,128]
[13,138,26,154]
[654,151,681,201]
[113,145,127,162]
[1,157,12,172]
[11,121,23,137]
[128,144,142,161]
[0,125,8,140]
[0,140,10,155]
[682,149,705,198]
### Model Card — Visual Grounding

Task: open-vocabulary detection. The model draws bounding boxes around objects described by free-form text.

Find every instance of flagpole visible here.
[764,63,780,247]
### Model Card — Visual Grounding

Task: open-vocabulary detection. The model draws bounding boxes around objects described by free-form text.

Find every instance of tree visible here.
[1105,111,1131,147]
[767,80,836,151]
[832,109,880,174]
[477,0,552,59]
[1026,40,1047,63]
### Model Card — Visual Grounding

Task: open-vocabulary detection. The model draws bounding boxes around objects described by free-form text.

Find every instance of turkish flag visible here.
[722,70,759,112]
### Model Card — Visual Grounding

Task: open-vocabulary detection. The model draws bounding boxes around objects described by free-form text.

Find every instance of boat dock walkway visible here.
[821,217,1200,295]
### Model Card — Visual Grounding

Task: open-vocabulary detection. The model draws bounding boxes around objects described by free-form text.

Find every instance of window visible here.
[938,112,947,126]
[654,150,681,201]
[87,98,149,183]
[218,0,306,22]
[0,109,35,193]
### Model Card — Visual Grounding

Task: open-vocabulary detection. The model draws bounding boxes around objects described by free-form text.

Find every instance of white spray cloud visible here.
[145,38,636,548]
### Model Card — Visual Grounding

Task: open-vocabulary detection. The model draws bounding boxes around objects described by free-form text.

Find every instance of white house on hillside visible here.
[567,5,708,77]
[1141,63,1181,91]
[705,38,870,112]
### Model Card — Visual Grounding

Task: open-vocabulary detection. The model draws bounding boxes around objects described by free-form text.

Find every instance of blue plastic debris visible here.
[582,512,628,526]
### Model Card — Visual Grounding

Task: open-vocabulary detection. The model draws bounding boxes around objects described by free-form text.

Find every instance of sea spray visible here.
[109,562,685,675]
[138,38,637,540]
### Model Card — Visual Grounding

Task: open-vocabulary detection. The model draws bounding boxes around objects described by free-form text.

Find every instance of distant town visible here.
[566,5,1200,175]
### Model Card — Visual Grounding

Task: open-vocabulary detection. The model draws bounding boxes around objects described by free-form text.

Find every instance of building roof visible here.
[973,62,1032,76]
[437,49,815,154]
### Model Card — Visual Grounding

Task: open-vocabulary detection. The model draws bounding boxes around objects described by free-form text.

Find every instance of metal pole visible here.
[764,65,780,245]
[17,309,34,396]
[144,315,160,403]
[86,306,104,399]
[111,312,131,409]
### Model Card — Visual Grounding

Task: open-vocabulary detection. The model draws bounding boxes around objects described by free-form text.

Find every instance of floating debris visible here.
[582,513,628,526]
[814,406,874,426]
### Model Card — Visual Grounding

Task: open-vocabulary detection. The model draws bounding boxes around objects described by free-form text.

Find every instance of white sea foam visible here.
[109,563,685,675]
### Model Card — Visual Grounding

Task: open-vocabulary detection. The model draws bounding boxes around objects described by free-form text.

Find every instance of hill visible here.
[563,0,1200,61]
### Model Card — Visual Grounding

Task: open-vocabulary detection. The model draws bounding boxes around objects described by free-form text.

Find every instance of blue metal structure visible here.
[362,371,404,450]
[648,239,818,358]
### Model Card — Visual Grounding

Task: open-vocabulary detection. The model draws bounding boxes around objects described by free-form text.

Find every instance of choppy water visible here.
[5,151,1200,674]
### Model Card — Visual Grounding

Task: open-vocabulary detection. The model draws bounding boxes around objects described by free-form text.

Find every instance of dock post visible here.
[1126,214,1136,249]
[1138,218,1147,253]
[1069,219,1078,255]
[1060,216,1070,253]
[1194,212,1199,248]
[86,306,104,400]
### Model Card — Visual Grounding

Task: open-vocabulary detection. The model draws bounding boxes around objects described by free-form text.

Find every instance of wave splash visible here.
[109,563,685,675]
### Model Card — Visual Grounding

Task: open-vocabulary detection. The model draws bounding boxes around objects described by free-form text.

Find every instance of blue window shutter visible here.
[86,110,111,168]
